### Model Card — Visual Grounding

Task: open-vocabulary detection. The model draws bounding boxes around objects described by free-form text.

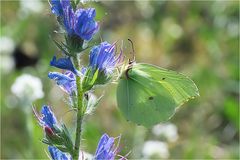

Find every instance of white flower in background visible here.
[142,141,169,159]
[11,74,44,102]
[0,56,15,74]
[0,36,15,54]
[152,123,179,142]
[19,0,43,17]
[0,36,15,73]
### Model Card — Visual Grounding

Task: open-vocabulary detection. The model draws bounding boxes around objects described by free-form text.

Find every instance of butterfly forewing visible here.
[133,63,199,105]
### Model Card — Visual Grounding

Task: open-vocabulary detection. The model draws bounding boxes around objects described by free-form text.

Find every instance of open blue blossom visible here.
[49,0,98,40]
[50,56,79,75]
[61,0,75,35]
[50,0,74,35]
[48,71,76,94]
[74,8,99,40]
[94,133,120,160]
[33,105,58,129]
[48,146,72,160]
[89,42,122,76]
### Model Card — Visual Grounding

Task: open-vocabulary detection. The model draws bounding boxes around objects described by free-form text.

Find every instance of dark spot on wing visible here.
[162,77,166,80]
[148,96,154,100]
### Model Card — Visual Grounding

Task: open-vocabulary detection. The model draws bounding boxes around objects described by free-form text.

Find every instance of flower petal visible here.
[48,146,71,160]
[50,56,79,75]
[95,133,118,160]
[41,105,58,129]
[48,71,76,94]
[75,8,99,40]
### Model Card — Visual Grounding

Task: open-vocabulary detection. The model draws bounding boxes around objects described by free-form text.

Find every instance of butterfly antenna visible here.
[128,39,135,64]
[125,39,135,79]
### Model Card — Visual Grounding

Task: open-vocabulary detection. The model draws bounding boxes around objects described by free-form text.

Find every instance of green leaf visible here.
[117,63,199,127]
[52,38,71,56]
[82,69,99,91]
[54,145,69,152]
[60,124,74,154]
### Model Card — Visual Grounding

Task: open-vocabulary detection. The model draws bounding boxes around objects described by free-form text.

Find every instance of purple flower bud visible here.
[45,126,55,137]
[48,146,72,160]
[48,71,76,94]
[50,56,79,75]
[95,133,120,160]
[41,105,58,129]
[33,105,58,130]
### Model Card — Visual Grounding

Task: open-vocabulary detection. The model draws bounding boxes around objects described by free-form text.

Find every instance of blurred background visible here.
[1,0,239,159]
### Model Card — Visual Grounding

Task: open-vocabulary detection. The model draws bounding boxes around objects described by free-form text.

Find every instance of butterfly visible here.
[116,39,199,127]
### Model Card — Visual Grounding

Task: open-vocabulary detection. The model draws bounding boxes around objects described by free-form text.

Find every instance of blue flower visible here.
[48,146,72,160]
[48,71,76,94]
[75,8,99,41]
[94,133,120,160]
[89,42,122,76]
[33,105,58,129]
[49,0,98,40]
[41,105,58,129]
[61,0,75,35]
[50,56,79,75]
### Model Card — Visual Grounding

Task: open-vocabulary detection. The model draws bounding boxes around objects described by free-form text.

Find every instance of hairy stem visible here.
[73,56,84,159]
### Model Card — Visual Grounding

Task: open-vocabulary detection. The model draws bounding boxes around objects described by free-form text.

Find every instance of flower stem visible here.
[73,56,84,159]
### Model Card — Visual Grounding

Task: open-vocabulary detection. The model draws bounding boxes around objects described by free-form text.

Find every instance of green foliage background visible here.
[1,0,239,159]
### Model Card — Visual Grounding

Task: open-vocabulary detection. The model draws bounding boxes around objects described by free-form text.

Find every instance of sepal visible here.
[52,38,71,57]
[83,93,103,115]
[82,68,99,91]
[42,122,74,155]
[65,35,84,54]
[93,71,112,86]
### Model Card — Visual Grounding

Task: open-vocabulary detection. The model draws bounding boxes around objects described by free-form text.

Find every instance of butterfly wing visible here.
[117,63,199,127]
